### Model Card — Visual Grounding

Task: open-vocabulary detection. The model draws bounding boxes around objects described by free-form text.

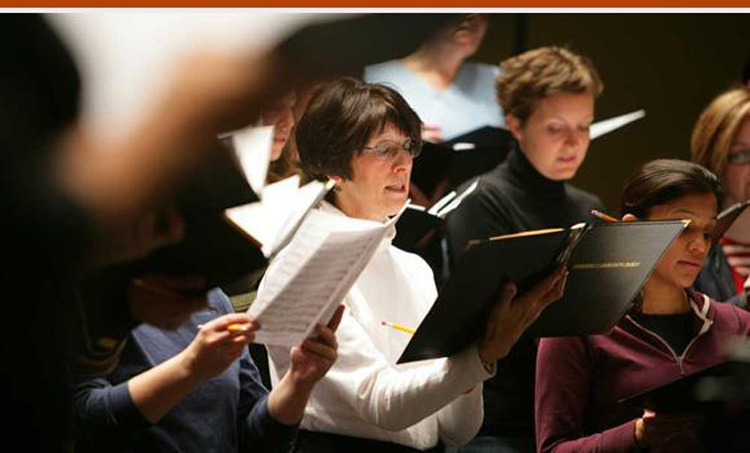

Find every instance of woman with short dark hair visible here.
[262,77,567,452]
[535,159,750,452]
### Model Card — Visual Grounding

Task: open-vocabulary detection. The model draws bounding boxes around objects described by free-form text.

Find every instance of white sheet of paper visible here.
[436,179,479,218]
[428,190,456,216]
[231,125,274,196]
[224,176,330,257]
[590,109,646,140]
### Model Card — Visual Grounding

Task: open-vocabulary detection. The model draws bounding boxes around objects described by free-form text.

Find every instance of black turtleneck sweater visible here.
[444,148,602,440]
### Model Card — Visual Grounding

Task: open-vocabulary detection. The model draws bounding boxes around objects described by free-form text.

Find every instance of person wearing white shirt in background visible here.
[364,14,503,144]
[262,93,298,184]
[260,77,567,453]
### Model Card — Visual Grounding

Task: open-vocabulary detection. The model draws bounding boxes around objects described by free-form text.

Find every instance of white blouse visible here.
[264,202,493,450]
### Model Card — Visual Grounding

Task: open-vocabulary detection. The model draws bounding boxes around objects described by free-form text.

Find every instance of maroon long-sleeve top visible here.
[535,291,750,453]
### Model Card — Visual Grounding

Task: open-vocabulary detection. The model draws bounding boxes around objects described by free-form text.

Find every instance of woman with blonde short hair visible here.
[445,46,604,453]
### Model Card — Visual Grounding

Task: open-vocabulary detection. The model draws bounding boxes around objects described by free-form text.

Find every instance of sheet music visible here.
[250,205,405,347]
[590,109,646,140]
[224,176,300,253]
[230,125,274,196]
[224,176,331,257]
[436,180,479,218]
[267,179,335,258]
[428,190,456,216]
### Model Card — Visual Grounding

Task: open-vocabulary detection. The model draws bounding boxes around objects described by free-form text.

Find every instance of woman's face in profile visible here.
[261,94,296,162]
[722,116,750,205]
[508,91,594,182]
[333,124,413,222]
[647,192,717,291]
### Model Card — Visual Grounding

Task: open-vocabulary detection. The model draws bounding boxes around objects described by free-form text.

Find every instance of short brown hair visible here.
[619,159,722,219]
[691,87,750,177]
[295,77,422,181]
[496,46,603,123]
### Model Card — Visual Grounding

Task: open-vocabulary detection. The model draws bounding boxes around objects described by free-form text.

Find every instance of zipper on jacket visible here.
[625,313,708,376]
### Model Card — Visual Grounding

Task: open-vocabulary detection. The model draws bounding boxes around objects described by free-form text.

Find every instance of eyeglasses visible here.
[362,138,421,161]
[727,149,750,165]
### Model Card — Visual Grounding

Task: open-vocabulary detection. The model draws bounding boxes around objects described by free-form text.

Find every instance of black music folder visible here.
[411,126,514,199]
[444,126,514,188]
[619,360,750,413]
[620,358,750,451]
[394,181,479,254]
[393,206,443,253]
[398,220,687,364]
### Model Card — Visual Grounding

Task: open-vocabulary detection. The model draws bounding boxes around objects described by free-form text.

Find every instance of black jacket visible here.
[444,148,602,438]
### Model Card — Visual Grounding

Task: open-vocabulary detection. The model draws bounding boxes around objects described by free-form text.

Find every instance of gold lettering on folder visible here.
[572,261,641,270]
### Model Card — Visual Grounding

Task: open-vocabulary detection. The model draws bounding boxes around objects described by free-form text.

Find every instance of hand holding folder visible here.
[398,219,688,364]
[478,266,567,363]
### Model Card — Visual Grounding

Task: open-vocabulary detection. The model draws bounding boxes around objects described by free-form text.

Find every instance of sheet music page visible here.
[224,176,331,257]
[231,125,274,196]
[267,179,333,257]
[250,204,406,347]
[436,179,479,218]
[590,109,646,140]
[224,175,301,252]
[428,190,456,216]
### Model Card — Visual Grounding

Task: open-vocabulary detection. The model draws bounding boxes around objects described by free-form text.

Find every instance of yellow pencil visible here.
[590,209,619,223]
[227,324,250,333]
[380,321,415,335]
[196,323,250,333]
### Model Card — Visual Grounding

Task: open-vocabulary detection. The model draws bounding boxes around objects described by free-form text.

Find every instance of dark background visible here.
[473,13,749,211]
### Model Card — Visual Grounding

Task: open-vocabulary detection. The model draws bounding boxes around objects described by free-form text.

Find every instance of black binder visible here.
[444,126,514,188]
[398,220,688,364]
[393,206,443,253]
[619,359,750,413]
[620,357,750,450]
[411,126,514,200]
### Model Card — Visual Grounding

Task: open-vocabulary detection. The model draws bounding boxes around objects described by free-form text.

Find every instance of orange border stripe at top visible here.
[2,0,750,7]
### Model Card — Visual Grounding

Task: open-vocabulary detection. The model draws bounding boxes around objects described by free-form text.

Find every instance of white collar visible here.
[318,200,397,242]
[689,293,714,336]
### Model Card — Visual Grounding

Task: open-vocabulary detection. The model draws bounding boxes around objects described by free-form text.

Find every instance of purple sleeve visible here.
[535,337,638,453]
[728,303,750,335]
